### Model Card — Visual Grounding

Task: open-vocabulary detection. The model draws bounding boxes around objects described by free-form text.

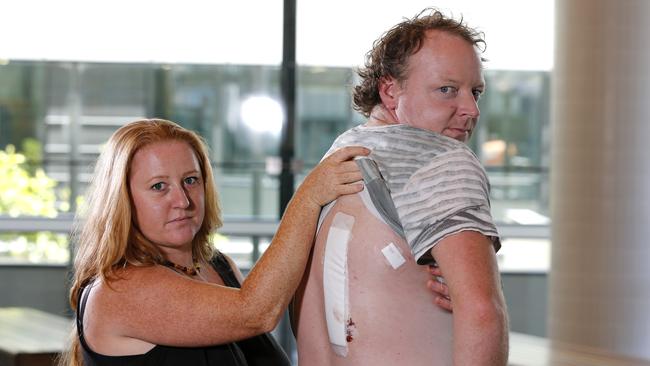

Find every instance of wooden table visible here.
[0,307,71,366]
[509,332,650,366]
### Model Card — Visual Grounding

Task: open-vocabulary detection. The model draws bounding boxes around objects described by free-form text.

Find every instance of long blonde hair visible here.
[60,119,222,365]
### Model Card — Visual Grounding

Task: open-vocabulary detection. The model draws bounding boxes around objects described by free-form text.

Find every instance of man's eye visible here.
[473,89,484,100]
[151,182,165,191]
[439,86,457,95]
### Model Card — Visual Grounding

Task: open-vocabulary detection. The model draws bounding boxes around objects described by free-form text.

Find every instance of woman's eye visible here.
[473,89,484,100]
[184,176,199,185]
[151,182,165,191]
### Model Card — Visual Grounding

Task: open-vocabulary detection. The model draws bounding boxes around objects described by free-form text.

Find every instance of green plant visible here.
[0,144,57,217]
[0,144,68,263]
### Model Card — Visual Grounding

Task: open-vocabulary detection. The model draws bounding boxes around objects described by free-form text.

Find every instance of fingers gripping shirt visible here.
[324,124,500,264]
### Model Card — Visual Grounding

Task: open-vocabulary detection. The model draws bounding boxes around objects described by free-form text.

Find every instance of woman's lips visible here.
[168,216,191,224]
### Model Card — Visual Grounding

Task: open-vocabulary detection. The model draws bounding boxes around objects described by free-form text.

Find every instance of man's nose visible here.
[459,92,480,119]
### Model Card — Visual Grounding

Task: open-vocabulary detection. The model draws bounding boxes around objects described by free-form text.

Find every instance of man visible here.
[292,8,508,366]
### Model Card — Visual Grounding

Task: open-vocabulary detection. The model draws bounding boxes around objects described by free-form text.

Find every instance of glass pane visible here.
[214,234,272,271]
[497,238,550,273]
[166,64,282,219]
[0,232,69,264]
[476,71,551,223]
[5,1,283,65]
[297,0,553,71]
[296,66,363,164]
[2,3,286,265]
[1,61,285,263]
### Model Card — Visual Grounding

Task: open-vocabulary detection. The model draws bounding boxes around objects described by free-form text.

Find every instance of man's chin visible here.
[443,131,470,143]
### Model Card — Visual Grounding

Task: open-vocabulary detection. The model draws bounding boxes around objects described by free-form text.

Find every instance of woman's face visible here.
[129,140,205,252]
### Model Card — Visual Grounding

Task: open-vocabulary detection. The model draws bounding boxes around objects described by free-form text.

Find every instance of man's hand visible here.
[427,265,453,312]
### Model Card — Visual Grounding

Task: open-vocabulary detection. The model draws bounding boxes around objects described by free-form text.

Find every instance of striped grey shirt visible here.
[324,124,500,264]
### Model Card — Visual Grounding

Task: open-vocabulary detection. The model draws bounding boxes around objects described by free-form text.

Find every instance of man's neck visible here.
[365,105,399,127]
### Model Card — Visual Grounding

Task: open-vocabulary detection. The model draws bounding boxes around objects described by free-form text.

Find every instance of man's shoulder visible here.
[407,145,488,189]
[330,124,468,154]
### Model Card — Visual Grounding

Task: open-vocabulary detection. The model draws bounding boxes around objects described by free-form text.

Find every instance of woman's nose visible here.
[171,186,190,208]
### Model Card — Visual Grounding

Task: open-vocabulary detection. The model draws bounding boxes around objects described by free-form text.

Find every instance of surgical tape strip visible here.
[381,242,406,269]
[323,212,354,356]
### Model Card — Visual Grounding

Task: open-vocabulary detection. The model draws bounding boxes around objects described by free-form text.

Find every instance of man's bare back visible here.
[293,191,453,365]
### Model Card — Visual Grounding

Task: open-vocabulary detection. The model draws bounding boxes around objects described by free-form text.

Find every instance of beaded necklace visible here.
[162,259,201,276]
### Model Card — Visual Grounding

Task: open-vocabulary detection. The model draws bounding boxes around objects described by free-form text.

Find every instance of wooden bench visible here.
[509,332,650,366]
[0,307,71,366]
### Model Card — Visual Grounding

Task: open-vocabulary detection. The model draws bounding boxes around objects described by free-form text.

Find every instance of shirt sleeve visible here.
[393,147,501,264]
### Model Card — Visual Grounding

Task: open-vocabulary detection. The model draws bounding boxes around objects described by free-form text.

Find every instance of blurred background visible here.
[2,0,647,364]
[0,0,553,267]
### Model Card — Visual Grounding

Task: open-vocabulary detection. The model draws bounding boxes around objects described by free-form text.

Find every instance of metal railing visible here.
[0,215,549,238]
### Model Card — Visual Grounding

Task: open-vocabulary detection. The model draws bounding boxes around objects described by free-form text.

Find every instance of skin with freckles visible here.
[129,141,205,266]
[68,118,370,361]
[81,144,369,356]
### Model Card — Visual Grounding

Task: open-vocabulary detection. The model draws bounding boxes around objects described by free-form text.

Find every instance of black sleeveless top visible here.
[77,252,291,366]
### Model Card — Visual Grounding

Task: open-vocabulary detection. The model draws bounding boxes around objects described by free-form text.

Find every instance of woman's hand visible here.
[297,146,370,208]
[427,264,453,312]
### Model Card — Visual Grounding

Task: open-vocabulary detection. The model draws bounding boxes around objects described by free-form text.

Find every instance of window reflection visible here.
[477,71,550,223]
[0,231,69,264]
[0,61,550,263]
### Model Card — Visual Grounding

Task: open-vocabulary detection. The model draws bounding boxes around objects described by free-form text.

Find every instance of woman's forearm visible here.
[232,146,366,334]
[238,191,321,332]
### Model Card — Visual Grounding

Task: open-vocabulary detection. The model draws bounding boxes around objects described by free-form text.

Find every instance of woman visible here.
[60,118,369,365]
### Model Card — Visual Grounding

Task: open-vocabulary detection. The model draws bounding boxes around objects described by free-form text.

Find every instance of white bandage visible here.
[381,242,406,270]
[323,212,355,357]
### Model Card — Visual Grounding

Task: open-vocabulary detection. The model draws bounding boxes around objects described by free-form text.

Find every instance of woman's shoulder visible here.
[90,264,173,302]
[80,269,162,356]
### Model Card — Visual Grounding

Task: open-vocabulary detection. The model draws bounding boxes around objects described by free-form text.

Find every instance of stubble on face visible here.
[380,30,484,143]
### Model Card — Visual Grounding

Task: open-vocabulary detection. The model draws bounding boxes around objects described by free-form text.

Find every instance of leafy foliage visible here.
[0,144,57,217]
[0,143,68,263]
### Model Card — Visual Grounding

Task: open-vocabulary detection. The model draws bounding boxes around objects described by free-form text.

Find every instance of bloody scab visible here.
[346,318,356,342]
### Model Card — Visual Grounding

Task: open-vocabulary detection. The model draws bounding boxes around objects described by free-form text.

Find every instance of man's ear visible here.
[378,76,399,110]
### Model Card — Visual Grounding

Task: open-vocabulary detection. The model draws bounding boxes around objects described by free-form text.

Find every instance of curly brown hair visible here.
[352,8,486,117]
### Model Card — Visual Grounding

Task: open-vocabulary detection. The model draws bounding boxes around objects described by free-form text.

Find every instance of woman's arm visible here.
[87,146,369,349]
[237,146,370,332]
